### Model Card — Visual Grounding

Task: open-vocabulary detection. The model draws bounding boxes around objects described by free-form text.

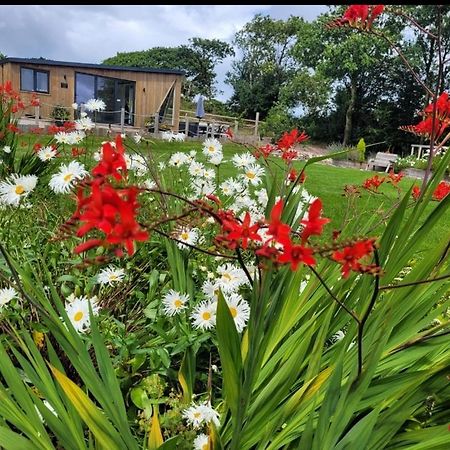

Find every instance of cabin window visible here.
[20,67,49,93]
[158,83,175,126]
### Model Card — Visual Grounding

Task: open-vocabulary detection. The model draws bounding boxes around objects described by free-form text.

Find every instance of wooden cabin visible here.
[0,57,184,129]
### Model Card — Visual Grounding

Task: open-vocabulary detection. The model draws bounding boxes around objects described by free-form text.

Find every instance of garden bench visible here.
[366,152,398,172]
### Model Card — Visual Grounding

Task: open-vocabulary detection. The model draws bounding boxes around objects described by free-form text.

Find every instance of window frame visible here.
[20,66,50,94]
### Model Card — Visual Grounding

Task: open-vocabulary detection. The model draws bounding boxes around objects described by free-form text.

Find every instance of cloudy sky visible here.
[0,5,328,101]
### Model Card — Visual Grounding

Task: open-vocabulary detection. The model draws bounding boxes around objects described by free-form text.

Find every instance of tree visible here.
[226,14,303,120]
[103,38,233,99]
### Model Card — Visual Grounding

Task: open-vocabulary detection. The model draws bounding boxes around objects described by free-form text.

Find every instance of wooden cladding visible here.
[0,62,183,129]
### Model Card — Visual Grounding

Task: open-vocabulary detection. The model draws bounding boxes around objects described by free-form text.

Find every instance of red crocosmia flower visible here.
[332,238,376,278]
[7,123,20,133]
[277,129,309,151]
[222,211,262,249]
[33,143,42,152]
[432,181,450,201]
[206,194,221,205]
[267,199,291,244]
[255,242,280,260]
[92,135,127,180]
[362,174,385,191]
[288,168,297,182]
[333,4,384,30]
[255,144,276,159]
[281,149,299,162]
[412,185,421,201]
[278,241,315,270]
[72,147,87,157]
[226,127,233,139]
[74,238,105,254]
[387,169,404,186]
[300,199,330,242]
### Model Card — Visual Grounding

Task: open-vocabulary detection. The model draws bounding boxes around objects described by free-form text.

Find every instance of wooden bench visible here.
[366,152,398,172]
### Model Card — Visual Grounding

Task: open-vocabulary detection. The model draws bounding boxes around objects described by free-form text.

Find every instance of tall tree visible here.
[226,14,302,120]
[103,38,233,99]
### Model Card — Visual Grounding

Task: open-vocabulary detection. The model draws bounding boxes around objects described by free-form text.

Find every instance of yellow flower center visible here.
[202,444,209,450]
[15,185,25,195]
[246,171,256,179]
[229,306,237,318]
[64,173,73,182]
[109,274,117,281]
[174,299,183,308]
[194,412,202,419]
[208,146,215,153]
[181,232,189,240]
[222,273,232,281]
[202,311,211,320]
[73,311,84,322]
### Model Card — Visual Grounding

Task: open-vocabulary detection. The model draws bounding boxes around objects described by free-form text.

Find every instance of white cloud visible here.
[0,5,327,100]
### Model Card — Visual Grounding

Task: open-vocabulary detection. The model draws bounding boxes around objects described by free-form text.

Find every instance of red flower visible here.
[221,211,262,249]
[277,241,315,270]
[277,129,309,151]
[432,181,450,201]
[226,127,233,139]
[72,147,87,157]
[363,174,385,191]
[288,168,297,182]
[267,199,291,244]
[387,169,404,186]
[332,238,376,278]
[30,95,40,107]
[92,135,127,181]
[412,185,421,201]
[255,144,276,159]
[7,123,20,133]
[330,4,384,30]
[300,199,330,242]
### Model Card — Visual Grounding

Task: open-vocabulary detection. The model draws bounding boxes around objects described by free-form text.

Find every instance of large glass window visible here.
[75,72,135,125]
[20,67,49,93]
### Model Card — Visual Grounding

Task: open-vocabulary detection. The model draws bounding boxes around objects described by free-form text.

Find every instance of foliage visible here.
[103,38,234,99]
[226,14,303,120]
[50,105,70,123]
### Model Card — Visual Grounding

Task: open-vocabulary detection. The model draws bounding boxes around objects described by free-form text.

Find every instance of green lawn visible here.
[14,134,450,251]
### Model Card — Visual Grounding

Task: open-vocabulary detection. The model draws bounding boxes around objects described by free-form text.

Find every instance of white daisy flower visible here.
[0,174,38,206]
[143,179,157,190]
[202,279,220,301]
[217,264,250,293]
[191,301,216,330]
[37,146,57,161]
[169,152,189,167]
[225,293,250,333]
[0,287,18,307]
[65,295,99,333]
[255,188,268,207]
[191,179,216,198]
[208,151,223,165]
[49,161,88,194]
[176,227,199,249]
[3,145,11,154]
[127,154,147,175]
[183,402,220,429]
[202,138,222,158]
[189,161,205,177]
[75,116,94,131]
[232,152,256,169]
[241,164,265,186]
[193,433,209,450]
[84,98,106,112]
[201,168,215,180]
[133,133,142,144]
[162,289,189,316]
[158,162,167,171]
[71,102,78,110]
[220,179,236,196]
[97,266,125,286]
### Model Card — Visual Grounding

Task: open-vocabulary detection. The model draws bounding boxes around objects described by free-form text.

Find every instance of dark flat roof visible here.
[0,57,185,76]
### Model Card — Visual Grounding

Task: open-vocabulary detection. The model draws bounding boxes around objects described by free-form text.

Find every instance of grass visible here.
[11,133,450,253]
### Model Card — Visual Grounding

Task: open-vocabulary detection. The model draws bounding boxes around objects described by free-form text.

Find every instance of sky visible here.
[0,5,328,101]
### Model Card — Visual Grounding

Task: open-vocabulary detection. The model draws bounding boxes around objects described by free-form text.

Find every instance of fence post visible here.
[185,113,189,137]
[254,111,260,143]
[234,120,239,136]
[34,106,40,127]
[120,107,125,134]
[154,113,159,134]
